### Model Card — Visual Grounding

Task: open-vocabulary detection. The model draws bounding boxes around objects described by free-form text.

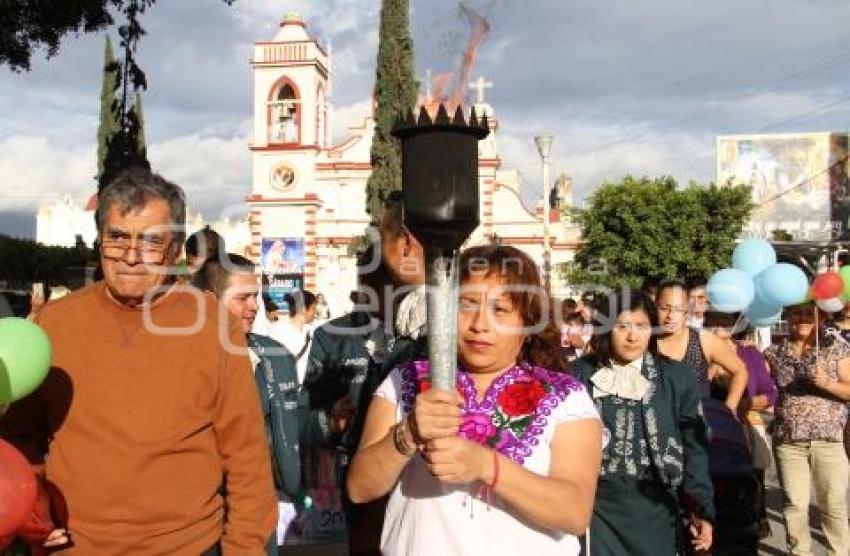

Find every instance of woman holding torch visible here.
[347,245,602,555]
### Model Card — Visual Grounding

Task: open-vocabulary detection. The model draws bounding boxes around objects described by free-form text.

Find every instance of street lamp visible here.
[534,133,554,292]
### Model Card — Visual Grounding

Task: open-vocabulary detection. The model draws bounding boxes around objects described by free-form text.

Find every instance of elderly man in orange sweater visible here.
[0,167,276,555]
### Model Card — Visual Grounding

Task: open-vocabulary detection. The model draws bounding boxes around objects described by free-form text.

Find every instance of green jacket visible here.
[304,311,427,453]
[248,333,324,502]
[572,353,716,522]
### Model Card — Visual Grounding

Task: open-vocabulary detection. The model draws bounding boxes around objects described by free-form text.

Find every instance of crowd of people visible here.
[1,167,849,556]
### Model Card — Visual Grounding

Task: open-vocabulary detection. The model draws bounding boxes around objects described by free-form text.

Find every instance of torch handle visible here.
[427,252,460,392]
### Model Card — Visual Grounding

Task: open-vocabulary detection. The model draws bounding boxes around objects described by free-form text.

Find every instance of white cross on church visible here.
[469,76,493,104]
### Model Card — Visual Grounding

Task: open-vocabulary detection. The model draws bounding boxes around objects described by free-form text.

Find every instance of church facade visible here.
[249,13,581,311]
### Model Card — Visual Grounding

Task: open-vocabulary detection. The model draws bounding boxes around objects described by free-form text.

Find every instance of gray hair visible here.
[96,166,187,244]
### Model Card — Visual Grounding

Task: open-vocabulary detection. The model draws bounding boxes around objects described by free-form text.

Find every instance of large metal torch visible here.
[392,104,490,391]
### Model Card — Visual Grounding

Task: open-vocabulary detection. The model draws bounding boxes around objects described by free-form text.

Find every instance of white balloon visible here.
[815,297,845,313]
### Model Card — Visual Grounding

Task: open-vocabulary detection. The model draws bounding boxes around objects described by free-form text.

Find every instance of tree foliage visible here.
[97,0,152,189]
[0,0,233,72]
[96,35,120,181]
[365,0,418,224]
[0,1,115,72]
[0,235,91,286]
[134,90,145,157]
[565,176,753,288]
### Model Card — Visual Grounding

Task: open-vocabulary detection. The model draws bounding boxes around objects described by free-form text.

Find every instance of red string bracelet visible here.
[474,450,500,510]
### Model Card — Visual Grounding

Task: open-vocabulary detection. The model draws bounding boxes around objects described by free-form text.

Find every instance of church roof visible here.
[272,13,310,42]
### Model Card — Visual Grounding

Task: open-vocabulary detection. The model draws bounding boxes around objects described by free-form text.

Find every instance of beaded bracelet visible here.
[392,420,416,457]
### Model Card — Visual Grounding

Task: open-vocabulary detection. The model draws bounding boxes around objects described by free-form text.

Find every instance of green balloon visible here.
[840,266,850,301]
[0,318,52,404]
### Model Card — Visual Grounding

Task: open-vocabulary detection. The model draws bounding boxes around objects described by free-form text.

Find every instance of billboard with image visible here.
[260,237,305,308]
[717,132,850,241]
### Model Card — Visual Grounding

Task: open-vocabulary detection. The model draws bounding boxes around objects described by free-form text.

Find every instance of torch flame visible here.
[419,3,490,119]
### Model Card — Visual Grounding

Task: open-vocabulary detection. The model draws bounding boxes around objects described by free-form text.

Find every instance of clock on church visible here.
[270,162,297,192]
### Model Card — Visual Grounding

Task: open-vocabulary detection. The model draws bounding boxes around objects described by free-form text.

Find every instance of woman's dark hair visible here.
[459,244,566,371]
[703,311,751,341]
[283,289,318,318]
[640,276,660,296]
[590,289,659,367]
[560,297,578,320]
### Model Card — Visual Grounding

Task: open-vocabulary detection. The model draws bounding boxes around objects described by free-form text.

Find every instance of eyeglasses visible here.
[101,232,172,263]
[657,305,688,314]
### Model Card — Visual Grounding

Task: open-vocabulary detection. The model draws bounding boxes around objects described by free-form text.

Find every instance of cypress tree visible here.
[133,91,146,159]
[365,0,417,223]
[98,1,150,191]
[96,36,120,182]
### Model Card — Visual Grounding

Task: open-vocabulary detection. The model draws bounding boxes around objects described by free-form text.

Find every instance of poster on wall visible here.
[261,237,305,309]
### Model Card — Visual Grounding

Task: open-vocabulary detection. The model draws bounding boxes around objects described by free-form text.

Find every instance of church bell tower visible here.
[247,13,330,289]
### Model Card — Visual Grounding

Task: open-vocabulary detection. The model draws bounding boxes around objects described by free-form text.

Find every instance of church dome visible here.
[272,13,310,42]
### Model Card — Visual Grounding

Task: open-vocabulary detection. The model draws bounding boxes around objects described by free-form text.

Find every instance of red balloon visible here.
[0,439,37,537]
[812,272,844,300]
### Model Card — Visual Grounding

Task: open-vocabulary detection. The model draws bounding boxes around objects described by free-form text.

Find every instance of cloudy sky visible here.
[2,0,850,238]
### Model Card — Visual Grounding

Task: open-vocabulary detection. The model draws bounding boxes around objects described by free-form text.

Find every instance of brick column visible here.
[482,178,494,236]
[248,209,262,263]
[304,203,318,291]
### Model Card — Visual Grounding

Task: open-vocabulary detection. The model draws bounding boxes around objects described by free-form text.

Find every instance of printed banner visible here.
[261,237,305,309]
[717,133,850,240]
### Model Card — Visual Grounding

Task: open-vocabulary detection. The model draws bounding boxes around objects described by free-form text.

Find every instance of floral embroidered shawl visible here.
[398,360,584,465]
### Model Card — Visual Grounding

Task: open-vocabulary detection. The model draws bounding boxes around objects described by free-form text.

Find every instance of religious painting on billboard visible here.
[260,237,305,308]
[717,133,850,241]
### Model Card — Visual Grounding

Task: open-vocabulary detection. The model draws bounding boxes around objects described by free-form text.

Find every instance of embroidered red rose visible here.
[497,378,546,417]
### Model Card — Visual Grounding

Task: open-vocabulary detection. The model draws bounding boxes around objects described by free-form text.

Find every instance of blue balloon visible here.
[756,263,809,307]
[732,239,777,277]
[707,268,755,313]
[746,294,783,327]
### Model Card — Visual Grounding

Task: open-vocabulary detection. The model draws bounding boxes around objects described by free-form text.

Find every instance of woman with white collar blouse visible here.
[571,289,715,555]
